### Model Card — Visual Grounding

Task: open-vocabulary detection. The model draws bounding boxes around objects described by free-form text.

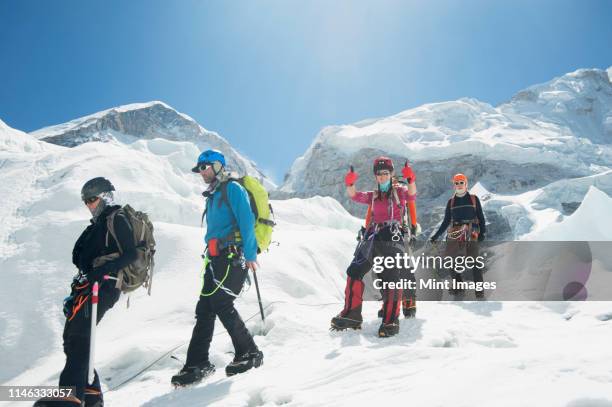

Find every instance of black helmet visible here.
[81,177,115,201]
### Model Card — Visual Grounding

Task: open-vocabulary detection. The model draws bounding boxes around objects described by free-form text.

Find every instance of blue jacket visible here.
[204,181,258,261]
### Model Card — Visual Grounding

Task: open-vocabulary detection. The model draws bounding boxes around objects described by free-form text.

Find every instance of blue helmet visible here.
[191,149,226,173]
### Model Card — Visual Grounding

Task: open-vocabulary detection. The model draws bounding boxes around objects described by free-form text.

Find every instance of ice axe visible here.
[251,269,265,322]
[87,275,118,384]
[88,281,99,385]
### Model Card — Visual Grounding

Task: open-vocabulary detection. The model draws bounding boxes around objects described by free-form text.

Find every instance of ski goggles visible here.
[83,196,100,205]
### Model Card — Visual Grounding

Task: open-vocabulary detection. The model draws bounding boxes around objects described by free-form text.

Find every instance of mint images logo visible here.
[372,254,486,274]
[372,278,497,292]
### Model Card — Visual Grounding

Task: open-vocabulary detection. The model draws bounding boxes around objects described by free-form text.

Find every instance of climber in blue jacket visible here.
[171,149,263,387]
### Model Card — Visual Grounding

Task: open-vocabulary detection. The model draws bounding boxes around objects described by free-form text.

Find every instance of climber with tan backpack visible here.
[35,177,155,407]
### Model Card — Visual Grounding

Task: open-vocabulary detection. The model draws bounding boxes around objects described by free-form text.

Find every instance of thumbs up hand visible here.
[345,166,359,186]
[402,161,415,184]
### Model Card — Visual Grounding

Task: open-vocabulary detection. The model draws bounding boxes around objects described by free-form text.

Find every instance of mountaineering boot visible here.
[378,320,400,337]
[449,287,465,297]
[379,301,414,318]
[171,362,216,387]
[475,290,485,300]
[402,297,416,318]
[449,272,465,297]
[84,387,103,407]
[33,397,82,406]
[330,308,363,331]
[225,349,264,376]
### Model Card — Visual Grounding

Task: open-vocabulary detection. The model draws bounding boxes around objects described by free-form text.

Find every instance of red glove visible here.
[402,162,416,184]
[345,166,358,186]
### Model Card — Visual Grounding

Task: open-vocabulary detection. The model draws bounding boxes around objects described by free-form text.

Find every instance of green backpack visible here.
[219,176,276,253]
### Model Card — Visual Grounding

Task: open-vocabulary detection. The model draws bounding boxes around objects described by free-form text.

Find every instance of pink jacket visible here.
[352,186,416,225]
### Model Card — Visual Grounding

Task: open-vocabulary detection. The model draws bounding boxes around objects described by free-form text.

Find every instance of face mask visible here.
[379,180,391,192]
[90,198,107,221]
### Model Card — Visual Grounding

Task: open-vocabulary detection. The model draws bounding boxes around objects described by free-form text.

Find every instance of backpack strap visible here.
[470,194,479,224]
[105,208,124,254]
[451,193,476,210]
[103,207,126,291]
[392,187,405,219]
[392,187,400,206]
[217,180,242,247]
[219,179,240,224]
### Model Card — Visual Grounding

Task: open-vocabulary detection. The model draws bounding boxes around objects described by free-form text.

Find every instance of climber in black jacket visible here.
[431,173,487,299]
[36,177,137,407]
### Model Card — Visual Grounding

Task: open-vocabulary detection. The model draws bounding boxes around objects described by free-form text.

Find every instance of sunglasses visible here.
[196,162,213,172]
[83,196,99,205]
[376,171,391,176]
[454,181,465,186]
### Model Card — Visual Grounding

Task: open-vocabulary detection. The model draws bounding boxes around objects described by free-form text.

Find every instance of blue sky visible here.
[1,0,611,182]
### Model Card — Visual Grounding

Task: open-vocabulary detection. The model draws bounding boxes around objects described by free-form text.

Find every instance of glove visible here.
[478,233,485,242]
[356,226,366,241]
[345,166,358,186]
[401,161,416,184]
[63,294,74,318]
[88,263,114,283]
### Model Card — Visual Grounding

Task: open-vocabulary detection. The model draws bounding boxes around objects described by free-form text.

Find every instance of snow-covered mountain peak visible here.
[278,67,612,240]
[30,101,204,143]
[500,67,612,144]
[27,101,276,188]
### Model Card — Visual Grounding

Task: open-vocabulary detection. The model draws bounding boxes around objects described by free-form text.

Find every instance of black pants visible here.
[446,241,484,286]
[343,225,406,324]
[59,284,120,403]
[185,250,257,367]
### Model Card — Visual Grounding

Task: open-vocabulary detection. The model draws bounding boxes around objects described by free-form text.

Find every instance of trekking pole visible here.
[88,281,99,385]
[251,270,265,322]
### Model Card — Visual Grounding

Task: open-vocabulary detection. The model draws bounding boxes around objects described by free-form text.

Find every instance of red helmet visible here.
[373,156,394,174]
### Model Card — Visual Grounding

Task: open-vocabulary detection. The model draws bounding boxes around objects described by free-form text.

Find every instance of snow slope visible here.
[2,124,612,406]
[469,173,612,241]
[525,186,612,241]
[0,119,47,154]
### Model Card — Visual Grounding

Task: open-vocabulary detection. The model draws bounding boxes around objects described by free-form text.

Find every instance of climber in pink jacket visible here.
[331,157,417,337]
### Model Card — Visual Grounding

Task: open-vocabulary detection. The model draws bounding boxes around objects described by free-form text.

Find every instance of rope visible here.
[106,299,342,391]
[447,226,468,241]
